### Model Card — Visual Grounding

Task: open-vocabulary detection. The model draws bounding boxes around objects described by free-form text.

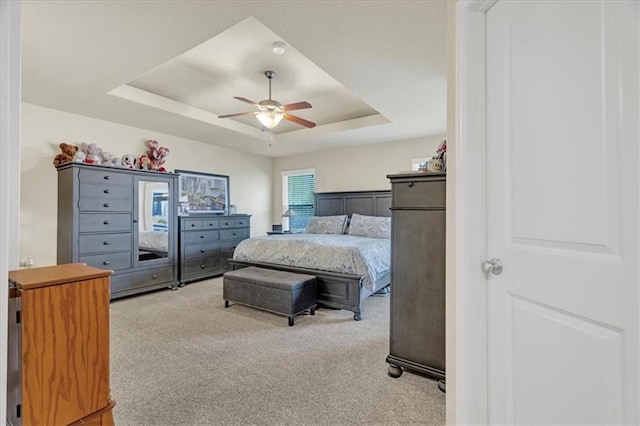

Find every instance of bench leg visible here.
[288,316,294,327]
[224,300,229,308]
[310,307,315,316]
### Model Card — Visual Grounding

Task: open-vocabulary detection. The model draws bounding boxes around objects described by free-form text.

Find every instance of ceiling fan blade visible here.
[234,97,259,106]
[218,111,257,119]
[282,101,312,112]
[284,113,316,128]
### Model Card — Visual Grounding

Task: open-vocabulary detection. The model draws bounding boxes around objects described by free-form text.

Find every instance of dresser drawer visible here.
[79,232,132,254]
[78,168,132,186]
[182,218,220,230]
[233,218,249,228]
[184,242,220,260]
[79,182,132,200]
[79,251,131,271]
[183,257,222,278]
[183,230,219,243]
[220,228,249,240]
[219,218,236,228]
[111,266,174,294]
[79,213,132,233]
[392,180,446,209]
[79,197,133,212]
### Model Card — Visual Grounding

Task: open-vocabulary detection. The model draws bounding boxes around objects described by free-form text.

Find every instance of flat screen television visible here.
[176,169,230,215]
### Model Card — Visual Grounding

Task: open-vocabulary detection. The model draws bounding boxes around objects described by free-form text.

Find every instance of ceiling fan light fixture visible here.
[257,110,284,128]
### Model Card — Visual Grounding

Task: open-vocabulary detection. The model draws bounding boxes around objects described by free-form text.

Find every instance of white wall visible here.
[20,103,273,267]
[271,135,445,221]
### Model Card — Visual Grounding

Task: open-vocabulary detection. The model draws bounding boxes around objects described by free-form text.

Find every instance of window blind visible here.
[287,173,315,232]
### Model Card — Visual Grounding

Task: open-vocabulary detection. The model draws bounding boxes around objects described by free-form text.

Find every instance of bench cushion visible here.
[224,267,316,290]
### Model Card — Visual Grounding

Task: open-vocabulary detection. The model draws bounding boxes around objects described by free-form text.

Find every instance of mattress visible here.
[232,233,390,291]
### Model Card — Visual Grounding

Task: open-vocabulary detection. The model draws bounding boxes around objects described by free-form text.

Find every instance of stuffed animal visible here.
[73,149,86,163]
[101,151,116,167]
[85,143,102,165]
[140,139,169,172]
[122,154,136,169]
[52,142,79,167]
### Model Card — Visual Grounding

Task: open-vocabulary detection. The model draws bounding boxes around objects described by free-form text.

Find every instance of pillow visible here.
[347,213,391,239]
[304,215,348,234]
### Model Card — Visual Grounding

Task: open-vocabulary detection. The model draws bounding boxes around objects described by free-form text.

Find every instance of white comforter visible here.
[232,233,390,291]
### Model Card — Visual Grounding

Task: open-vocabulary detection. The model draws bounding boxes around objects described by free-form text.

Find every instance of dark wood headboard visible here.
[314,190,391,217]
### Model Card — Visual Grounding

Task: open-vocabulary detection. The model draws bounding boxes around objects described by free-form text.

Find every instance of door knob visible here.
[482,258,503,277]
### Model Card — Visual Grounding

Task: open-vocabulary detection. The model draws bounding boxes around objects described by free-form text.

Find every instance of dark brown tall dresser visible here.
[386,172,446,380]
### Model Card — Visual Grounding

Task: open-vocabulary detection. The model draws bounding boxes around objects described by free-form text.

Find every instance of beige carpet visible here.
[109,277,445,425]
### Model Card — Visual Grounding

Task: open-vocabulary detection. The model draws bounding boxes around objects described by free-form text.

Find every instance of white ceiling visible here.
[21,1,447,158]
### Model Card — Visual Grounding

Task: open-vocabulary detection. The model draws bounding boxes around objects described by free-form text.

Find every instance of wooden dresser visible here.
[7,263,115,426]
[386,172,446,380]
[178,214,251,284]
[56,163,179,298]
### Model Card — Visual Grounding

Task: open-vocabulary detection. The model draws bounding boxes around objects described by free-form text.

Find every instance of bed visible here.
[138,230,169,259]
[230,190,391,320]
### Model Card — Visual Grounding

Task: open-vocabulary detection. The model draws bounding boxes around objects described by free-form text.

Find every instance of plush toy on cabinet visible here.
[52,142,79,167]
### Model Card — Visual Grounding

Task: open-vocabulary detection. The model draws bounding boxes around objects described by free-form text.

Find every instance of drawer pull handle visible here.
[104,175,110,180]
[233,232,237,236]
[103,203,110,208]
[152,274,158,279]
[239,222,244,225]
[200,235,205,238]
[408,182,414,187]
[191,223,196,227]
[200,249,205,253]
[103,241,110,245]
[103,260,111,265]
[104,189,110,194]
[103,220,110,225]
[200,264,206,269]
[225,222,229,226]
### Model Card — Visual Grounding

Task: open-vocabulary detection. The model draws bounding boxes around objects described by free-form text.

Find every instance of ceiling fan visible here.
[218,70,316,130]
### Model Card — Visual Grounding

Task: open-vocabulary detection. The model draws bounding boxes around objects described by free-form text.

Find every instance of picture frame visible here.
[175,169,230,215]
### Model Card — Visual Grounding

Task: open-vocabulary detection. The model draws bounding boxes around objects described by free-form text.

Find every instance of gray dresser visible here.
[386,172,446,380]
[57,163,179,298]
[179,214,250,284]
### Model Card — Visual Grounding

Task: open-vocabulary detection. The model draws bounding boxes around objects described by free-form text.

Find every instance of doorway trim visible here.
[454,1,495,424]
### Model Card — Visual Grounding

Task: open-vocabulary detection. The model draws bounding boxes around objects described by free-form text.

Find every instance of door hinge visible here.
[17,404,21,418]
[15,310,21,324]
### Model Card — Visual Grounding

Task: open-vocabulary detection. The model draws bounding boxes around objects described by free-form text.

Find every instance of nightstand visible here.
[266,231,292,236]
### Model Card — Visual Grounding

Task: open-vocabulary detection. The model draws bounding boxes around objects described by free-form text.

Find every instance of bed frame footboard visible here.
[229,259,369,320]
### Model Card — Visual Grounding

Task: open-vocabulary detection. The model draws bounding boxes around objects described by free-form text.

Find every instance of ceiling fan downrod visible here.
[264,70,276,101]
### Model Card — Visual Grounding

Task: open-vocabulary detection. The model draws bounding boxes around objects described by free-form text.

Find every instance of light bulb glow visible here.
[256,110,284,128]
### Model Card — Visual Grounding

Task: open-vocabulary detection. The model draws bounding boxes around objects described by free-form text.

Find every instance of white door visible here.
[485,1,639,424]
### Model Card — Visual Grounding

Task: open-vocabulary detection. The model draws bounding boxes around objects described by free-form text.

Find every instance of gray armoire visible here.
[56,163,179,298]
[386,172,446,380]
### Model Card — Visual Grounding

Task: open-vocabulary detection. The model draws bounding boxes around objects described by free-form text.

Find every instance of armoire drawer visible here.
[78,168,132,186]
[220,228,249,240]
[111,266,174,294]
[183,230,220,243]
[79,251,131,271]
[183,257,222,278]
[184,242,220,260]
[392,180,446,209]
[79,182,132,200]
[79,213,132,233]
[79,197,133,212]
[79,232,131,254]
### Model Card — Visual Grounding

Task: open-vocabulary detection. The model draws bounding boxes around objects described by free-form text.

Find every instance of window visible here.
[282,169,315,232]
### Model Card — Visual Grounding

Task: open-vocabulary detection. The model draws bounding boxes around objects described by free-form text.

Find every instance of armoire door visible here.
[485,1,639,424]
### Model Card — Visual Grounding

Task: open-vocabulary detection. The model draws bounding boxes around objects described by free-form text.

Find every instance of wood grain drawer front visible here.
[184,242,220,260]
[183,257,221,277]
[220,228,249,240]
[219,219,236,228]
[79,197,133,212]
[392,180,446,209]
[183,230,220,243]
[111,266,173,293]
[79,182,131,200]
[233,218,249,228]
[79,251,131,271]
[79,213,132,233]
[79,168,132,186]
[79,233,131,254]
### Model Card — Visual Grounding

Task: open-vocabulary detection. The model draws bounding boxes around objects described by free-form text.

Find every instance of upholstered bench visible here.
[223,267,317,326]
